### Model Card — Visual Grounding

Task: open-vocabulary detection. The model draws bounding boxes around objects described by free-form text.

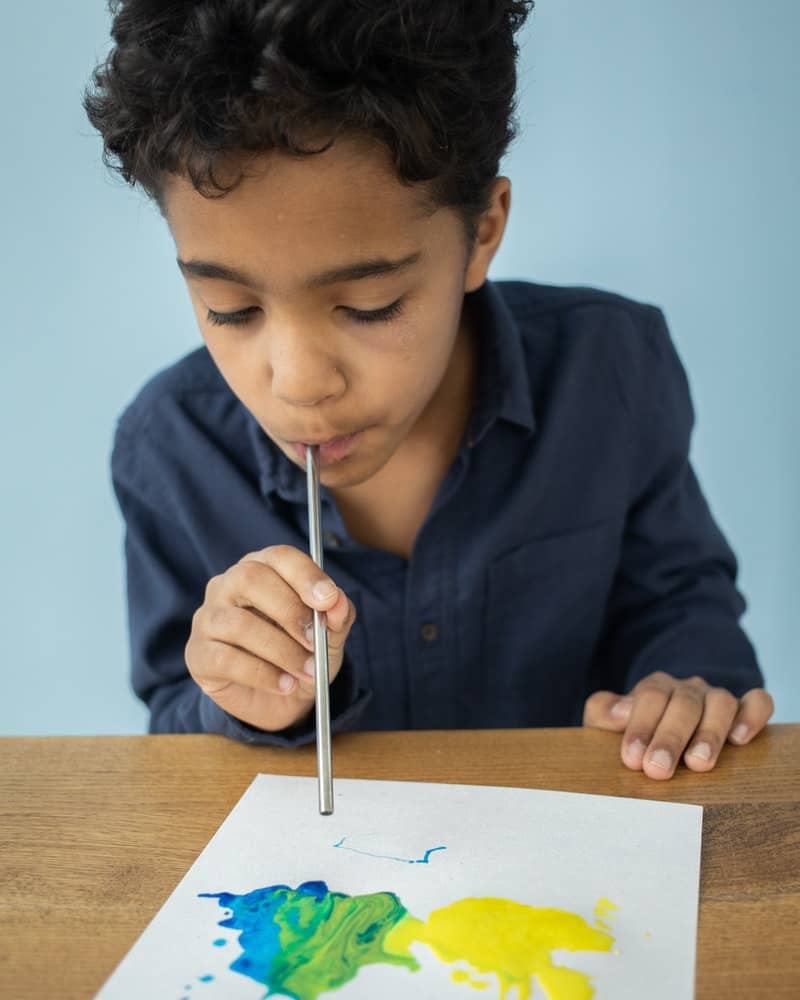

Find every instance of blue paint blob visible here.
[198,974,214,983]
[212,938,227,947]
[200,884,292,984]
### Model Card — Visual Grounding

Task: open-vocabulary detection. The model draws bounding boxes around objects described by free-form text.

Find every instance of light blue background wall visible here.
[1,1,797,734]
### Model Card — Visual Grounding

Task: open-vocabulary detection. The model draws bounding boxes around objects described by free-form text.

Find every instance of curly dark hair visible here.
[84,0,534,244]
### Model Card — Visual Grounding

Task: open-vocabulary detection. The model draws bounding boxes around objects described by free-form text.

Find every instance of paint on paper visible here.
[199,880,617,1000]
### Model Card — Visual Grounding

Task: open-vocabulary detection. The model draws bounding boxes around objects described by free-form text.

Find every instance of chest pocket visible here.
[481,519,622,710]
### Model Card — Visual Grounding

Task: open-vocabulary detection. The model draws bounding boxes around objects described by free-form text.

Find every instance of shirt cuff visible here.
[624,619,764,699]
[198,657,373,748]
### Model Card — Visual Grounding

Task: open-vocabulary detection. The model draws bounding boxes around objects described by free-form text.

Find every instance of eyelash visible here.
[206,307,255,327]
[205,299,405,328]
[348,298,404,324]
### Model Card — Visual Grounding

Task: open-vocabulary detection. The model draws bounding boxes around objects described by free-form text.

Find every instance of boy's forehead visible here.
[163,137,439,267]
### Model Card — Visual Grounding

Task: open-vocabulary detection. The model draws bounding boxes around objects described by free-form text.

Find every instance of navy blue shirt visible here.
[111,279,762,746]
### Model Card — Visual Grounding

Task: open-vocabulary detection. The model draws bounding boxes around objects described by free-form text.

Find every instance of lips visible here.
[290,430,364,466]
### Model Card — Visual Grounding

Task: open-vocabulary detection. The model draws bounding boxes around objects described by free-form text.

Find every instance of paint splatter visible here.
[593,897,618,932]
[200,881,616,999]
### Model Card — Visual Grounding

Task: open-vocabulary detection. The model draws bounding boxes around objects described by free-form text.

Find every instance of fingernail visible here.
[304,622,314,645]
[303,656,316,676]
[689,741,712,761]
[278,672,295,693]
[731,723,749,744]
[312,580,337,602]
[648,748,672,771]
[626,738,646,760]
[611,698,633,720]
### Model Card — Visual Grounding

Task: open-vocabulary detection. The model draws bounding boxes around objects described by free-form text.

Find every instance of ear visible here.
[464,177,511,292]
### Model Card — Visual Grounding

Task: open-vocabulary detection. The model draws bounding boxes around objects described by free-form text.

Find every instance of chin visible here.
[324,442,398,489]
[318,456,381,489]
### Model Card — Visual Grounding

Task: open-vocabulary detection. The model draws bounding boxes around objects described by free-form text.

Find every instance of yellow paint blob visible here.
[385,896,615,1000]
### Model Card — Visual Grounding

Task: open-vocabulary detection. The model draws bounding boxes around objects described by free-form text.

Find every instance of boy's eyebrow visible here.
[176,251,422,291]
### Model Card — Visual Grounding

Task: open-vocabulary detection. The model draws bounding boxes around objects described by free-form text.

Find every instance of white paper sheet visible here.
[96,775,703,1000]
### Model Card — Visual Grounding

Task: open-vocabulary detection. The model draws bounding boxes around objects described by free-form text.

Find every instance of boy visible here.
[84,0,772,780]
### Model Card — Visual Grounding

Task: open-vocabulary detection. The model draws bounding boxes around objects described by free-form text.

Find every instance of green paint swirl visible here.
[199,881,418,998]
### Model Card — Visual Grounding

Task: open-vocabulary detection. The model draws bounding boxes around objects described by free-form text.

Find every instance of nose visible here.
[268,326,346,407]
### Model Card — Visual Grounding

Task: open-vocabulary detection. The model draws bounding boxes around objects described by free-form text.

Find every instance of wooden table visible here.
[1,725,798,999]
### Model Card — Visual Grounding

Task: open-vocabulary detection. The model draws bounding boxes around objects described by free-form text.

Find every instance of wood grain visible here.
[1,725,798,999]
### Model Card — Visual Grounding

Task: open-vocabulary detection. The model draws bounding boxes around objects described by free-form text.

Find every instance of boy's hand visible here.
[184,546,356,733]
[583,671,774,779]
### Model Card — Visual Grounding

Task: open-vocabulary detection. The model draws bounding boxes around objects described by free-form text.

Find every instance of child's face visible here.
[163,134,506,487]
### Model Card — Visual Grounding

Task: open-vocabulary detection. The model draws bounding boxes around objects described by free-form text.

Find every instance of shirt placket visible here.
[403,452,471,729]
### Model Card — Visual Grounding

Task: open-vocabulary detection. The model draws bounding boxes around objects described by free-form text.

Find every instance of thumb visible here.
[583,690,633,730]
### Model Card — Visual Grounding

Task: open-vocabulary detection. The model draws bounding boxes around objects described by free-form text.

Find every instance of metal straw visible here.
[305,445,333,815]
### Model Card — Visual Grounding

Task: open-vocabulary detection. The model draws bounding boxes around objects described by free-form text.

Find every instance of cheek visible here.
[200,331,263,404]
[371,325,454,410]
[402,300,461,372]
[387,292,458,362]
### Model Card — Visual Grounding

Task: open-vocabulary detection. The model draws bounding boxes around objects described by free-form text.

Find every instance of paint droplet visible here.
[451,967,490,989]
[198,974,214,983]
[212,938,227,947]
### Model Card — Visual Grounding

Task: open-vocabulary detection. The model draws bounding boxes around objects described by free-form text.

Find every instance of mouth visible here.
[288,430,365,466]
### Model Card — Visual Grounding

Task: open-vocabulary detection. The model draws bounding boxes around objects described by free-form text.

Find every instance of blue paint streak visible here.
[333,837,447,864]
[198,974,214,983]
[418,846,447,864]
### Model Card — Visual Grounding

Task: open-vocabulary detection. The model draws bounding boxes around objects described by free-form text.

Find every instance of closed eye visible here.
[206,307,257,327]
[344,298,404,324]
[206,299,405,327]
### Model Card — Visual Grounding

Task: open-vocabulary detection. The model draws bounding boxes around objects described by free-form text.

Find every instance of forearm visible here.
[592,551,763,700]
[595,306,764,701]
[619,609,762,697]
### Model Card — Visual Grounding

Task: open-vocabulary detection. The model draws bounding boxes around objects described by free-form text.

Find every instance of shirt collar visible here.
[246,278,536,502]
[464,278,536,448]
[246,411,307,504]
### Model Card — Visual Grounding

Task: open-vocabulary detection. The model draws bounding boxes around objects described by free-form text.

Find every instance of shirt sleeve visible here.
[589,306,764,699]
[110,424,372,747]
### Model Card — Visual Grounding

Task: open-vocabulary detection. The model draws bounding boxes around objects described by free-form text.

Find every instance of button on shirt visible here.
[111,279,763,747]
